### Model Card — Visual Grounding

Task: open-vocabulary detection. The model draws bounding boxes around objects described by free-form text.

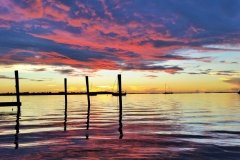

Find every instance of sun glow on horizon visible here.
[0,62,239,93]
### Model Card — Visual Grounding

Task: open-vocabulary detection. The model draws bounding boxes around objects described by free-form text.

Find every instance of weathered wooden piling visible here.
[118,74,123,139]
[64,78,67,104]
[15,71,20,149]
[15,70,20,108]
[64,78,67,131]
[86,76,90,130]
[118,74,122,111]
[86,76,90,107]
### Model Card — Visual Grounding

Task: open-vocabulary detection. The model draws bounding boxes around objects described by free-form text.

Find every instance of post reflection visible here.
[86,103,90,130]
[86,102,90,139]
[119,104,123,139]
[64,102,67,131]
[85,130,89,140]
[14,106,20,149]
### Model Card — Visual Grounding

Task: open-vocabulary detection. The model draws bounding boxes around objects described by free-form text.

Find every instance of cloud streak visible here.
[0,75,44,82]
[223,78,240,86]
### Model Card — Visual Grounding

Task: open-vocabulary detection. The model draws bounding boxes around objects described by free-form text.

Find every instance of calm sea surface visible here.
[0,94,239,159]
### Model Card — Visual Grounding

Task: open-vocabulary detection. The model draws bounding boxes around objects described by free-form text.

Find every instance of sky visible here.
[0,0,239,93]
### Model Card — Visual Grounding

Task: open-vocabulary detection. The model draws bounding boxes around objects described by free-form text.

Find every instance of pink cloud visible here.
[0,0,43,22]
[53,1,70,12]
[0,0,188,60]
[0,22,11,29]
[0,0,71,23]
[43,5,68,22]
[99,0,114,19]
[31,26,183,61]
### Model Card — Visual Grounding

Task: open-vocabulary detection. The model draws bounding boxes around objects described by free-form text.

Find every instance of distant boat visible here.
[111,75,127,96]
[112,92,127,96]
[163,84,173,94]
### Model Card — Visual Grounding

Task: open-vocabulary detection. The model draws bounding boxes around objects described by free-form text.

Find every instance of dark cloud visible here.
[155,54,211,62]
[123,63,183,74]
[145,75,158,78]
[214,71,238,76]
[31,68,47,72]
[0,75,44,82]
[182,69,239,76]
[187,71,209,75]
[180,68,212,75]
[0,75,15,80]
[140,40,184,48]
[223,78,240,86]
[54,68,75,75]
[219,60,239,64]
[29,79,45,82]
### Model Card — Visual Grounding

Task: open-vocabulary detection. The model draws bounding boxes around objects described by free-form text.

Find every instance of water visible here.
[0,94,239,159]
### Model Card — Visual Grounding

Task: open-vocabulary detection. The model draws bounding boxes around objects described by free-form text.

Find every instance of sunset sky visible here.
[0,0,239,93]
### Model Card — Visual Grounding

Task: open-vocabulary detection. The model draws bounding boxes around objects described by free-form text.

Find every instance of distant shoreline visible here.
[0,91,237,96]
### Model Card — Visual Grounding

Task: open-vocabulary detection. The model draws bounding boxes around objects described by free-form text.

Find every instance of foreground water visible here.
[0,94,239,159]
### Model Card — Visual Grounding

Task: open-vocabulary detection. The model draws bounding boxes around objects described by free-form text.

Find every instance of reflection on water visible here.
[86,95,91,139]
[119,99,123,139]
[14,105,20,149]
[0,94,240,159]
[86,97,90,131]
[86,100,90,140]
[64,101,67,132]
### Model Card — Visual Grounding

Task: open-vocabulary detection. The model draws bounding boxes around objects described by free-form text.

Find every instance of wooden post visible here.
[15,70,20,110]
[118,74,122,111]
[64,78,67,131]
[86,76,90,106]
[86,76,90,130]
[14,70,20,149]
[64,78,67,104]
[118,74,123,138]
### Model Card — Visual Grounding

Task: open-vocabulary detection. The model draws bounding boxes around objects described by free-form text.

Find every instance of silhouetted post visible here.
[64,78,67,131]
[14,70,20,149]
[118,74,122,111]
[86,76,90,130]
[15,70,20,111]
[118,74,123,139]
[64,78,67,104]
[86,76,90,107]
